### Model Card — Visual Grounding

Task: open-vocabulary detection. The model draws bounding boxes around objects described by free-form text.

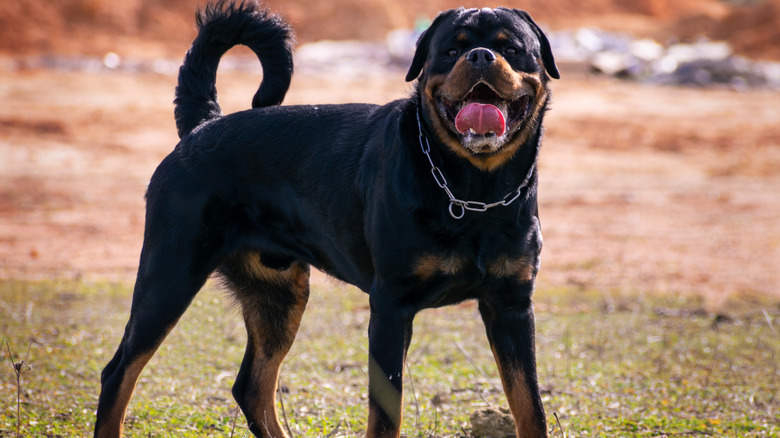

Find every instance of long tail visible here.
[174,0,294,139]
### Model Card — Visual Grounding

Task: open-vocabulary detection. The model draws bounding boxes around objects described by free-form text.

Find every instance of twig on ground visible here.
[762,309,776,334]
[454,340,501,404]
[553,412,567,438]
[428,404,439,438]
[229,404,240,438]
[405,360,421,432]
[6,339,32,438]
[324,419,342,438]
[277,375,294,438]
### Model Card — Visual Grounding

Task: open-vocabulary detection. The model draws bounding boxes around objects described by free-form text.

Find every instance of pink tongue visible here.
[455,103,506,136]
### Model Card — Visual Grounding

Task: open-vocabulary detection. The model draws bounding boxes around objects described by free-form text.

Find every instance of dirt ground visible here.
[1,60,778,308]
[3,0,780,61]
[1,0,779,308]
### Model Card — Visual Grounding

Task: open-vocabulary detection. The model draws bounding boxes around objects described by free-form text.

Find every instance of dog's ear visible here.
[405,9,461,82]
[507,9,560,80]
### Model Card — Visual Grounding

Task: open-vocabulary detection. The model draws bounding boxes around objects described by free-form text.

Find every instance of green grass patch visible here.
[1,280,778,437]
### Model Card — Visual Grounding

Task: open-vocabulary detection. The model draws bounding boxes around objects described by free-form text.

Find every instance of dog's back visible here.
[173,0,294,139]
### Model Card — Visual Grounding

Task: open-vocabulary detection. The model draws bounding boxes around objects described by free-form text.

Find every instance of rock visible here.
[665,41,732,64]
[630,38,665,62]
[385,28,418,66]
[590,50,638,77]
[651,56,773,88]
[470,407,516,438]
[546,26,780,88]
[575,28,632,54]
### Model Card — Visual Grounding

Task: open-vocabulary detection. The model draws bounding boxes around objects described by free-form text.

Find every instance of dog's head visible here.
[407,8,559,171]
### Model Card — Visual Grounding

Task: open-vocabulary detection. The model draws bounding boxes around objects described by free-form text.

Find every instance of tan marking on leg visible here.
[242,252,295,287]
[366,404,403,438]
[247,351,287,437]
[490,344,548,437]
[237,324,289,437]
[236,261,309,437]
[95,351,154,438]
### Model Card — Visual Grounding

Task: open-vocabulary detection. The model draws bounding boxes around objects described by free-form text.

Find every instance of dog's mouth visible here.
[437,82,532,145]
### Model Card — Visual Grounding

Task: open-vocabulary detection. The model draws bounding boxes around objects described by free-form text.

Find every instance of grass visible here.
[1,279,778,437]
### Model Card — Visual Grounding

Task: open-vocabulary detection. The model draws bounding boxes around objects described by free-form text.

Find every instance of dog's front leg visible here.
[479,288,548,437]
[365,294,415,438]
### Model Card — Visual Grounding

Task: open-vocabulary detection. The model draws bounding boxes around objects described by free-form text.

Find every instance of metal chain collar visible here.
[416,108,535,220]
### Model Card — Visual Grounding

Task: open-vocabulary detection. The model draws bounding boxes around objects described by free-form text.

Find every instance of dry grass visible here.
[1,279,777,436]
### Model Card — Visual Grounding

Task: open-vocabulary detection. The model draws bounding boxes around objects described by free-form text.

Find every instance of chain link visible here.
[416,108,535,220]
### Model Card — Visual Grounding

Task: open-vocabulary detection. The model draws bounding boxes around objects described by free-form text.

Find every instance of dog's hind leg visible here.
[221,253,310,438]
[95,274,212,437]
[95,210,220,437]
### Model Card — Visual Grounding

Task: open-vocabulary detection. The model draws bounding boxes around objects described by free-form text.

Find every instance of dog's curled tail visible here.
[174,0,294,139]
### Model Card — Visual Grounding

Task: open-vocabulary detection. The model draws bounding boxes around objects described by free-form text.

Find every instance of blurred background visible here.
[2,0,780,60]
[1,0,779,306]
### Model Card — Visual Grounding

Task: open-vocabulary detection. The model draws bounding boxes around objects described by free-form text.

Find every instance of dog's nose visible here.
[466,48,496,68]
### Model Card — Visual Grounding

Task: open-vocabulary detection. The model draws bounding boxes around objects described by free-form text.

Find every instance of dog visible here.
[94,1,559,437]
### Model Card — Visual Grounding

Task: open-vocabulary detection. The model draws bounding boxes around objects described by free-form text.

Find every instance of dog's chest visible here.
[404,240,539,308]
[412,251,536,284]
[408,219,542,292]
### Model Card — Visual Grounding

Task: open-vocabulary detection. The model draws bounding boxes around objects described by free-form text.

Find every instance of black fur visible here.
[174,1,294,138]
[95,2,558,437]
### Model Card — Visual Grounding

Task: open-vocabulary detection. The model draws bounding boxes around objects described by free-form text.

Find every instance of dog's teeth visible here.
[468,128,477,135]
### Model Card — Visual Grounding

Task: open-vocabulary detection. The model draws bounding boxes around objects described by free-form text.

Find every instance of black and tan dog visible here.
[94,1,559,437]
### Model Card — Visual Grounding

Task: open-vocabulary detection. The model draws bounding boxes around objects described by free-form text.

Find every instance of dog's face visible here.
[407,8,559,171]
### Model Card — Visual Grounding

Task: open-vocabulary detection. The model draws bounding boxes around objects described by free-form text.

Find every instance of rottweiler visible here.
[94,1,559,437]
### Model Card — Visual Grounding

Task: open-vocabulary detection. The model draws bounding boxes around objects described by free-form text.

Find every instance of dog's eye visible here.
[447,48,459,57]
[505,46,518,55]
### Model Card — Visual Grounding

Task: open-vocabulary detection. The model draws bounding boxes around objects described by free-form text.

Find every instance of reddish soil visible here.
[1,0,779,308]
[2,67,778,308]
[2,0,780,60]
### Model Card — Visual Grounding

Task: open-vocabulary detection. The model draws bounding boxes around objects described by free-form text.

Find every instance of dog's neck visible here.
[414,104,540,220]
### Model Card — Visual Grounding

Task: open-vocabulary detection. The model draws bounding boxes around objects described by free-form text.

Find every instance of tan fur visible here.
[413,253,467,280]
[242,252,300,286]
[490,344,548,437]
[422,52,550,172]
[233,256,310,438]
[487,255,536,282]
[95,351,155,438]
